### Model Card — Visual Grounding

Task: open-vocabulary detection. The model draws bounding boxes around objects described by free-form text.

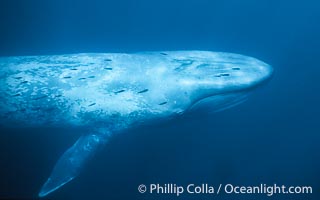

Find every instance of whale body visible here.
[0,51,273,197]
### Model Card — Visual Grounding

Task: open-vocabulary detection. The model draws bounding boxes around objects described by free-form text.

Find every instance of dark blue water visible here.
[0,0,319,199]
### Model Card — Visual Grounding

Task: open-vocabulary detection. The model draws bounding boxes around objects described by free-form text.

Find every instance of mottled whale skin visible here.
[0,51,273,197]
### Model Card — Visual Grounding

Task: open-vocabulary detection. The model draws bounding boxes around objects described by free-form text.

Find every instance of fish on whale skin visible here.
[0,51,273,197]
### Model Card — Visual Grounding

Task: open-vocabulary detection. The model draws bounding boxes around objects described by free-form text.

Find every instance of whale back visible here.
[0,53,190,127]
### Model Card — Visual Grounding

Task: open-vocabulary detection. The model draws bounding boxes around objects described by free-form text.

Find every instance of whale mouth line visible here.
[188,90,250,114]
[188,72,273,113]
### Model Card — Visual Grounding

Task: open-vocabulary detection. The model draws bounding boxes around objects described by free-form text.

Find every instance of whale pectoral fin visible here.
[38,133,108,197]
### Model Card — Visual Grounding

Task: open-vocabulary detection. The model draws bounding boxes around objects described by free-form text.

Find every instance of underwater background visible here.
[0,0,319,199]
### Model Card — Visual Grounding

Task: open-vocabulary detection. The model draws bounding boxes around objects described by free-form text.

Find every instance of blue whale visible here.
[0,51,273,197]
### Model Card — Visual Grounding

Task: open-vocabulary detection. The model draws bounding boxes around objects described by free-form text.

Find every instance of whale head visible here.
[164,51,273,113]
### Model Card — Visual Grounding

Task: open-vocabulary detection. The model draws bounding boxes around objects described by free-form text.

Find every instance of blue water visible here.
[0,0,319,199]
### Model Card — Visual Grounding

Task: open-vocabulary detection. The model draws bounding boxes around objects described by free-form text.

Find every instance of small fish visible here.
[138,89,149,94]
[159,101,167,105]
[88,103,96,107]
[63,76,72,79]
[114,89,125,94]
